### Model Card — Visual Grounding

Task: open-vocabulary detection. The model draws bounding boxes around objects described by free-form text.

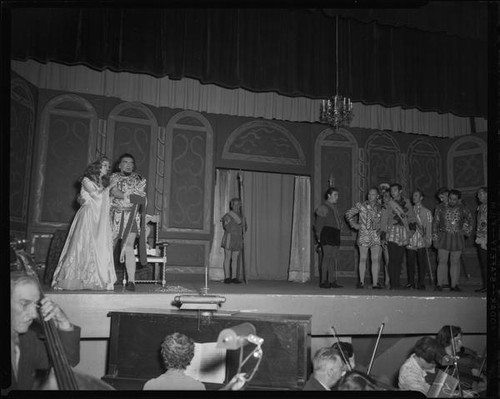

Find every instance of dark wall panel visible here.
[112,121,151,180]
[40,115,89,223]
[169,127,207,230]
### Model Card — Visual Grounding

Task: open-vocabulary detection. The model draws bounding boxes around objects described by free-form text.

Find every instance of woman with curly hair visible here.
[51,157,117,290]
[143,332,206,390]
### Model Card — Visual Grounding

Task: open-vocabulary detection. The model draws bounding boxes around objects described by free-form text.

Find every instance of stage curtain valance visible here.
[10,7,486,118]
[11,59,487,138]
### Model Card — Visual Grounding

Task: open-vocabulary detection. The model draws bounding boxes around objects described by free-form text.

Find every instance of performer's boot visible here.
[124,246,136,291]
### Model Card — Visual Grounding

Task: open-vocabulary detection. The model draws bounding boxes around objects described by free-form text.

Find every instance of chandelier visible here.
[320,15,354,129]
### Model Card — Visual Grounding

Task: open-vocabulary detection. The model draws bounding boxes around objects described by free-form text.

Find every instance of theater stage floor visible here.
[44,276,487,339]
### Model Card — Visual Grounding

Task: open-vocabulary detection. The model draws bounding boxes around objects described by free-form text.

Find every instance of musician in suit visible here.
[9,272,80,390]
[398,336,441,395]
[380,183,417,289]
[303,347,346,390]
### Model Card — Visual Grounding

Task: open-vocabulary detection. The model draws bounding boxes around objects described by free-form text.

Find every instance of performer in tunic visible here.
[379,184,392,288]
[406,189,433,290]
[110,153,147,291]
[221,198,247,284]
[474,187,487,293]
[380,183,417,289]
[51,157,117,291]
[432,189,472,292]
[314,187,343,289]
[345,187,383,289]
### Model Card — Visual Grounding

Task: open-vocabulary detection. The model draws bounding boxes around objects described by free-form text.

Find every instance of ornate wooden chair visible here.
[125,214,169,287]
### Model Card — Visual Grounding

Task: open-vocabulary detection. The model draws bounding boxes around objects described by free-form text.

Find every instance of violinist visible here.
[436,325,486,395]
[9,272,80,390]
[398,336,441,395]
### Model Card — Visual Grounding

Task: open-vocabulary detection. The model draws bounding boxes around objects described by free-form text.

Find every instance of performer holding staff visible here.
[406,189,433,290]
[221,196,247,284]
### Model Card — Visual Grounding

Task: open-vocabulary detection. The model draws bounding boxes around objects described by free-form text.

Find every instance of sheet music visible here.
[184,342,227,384]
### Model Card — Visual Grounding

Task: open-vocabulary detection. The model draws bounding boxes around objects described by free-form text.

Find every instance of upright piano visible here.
[102,309,311,390]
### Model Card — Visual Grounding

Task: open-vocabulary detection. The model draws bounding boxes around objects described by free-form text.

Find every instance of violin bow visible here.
[330,325,352,372]
[449,326,464,397]
[367,320,386,376]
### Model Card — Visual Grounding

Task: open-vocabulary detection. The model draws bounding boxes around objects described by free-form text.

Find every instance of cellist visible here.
[9,271,80,391]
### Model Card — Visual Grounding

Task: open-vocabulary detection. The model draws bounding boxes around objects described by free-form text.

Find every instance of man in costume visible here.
[9,272,80,390]
[314,187,343,289]
[110,153,147,291]
[380,183,417,289]
[406,189,433,290]
[221,198,247,284]
[474,187,487,293]
[432,189,472,292]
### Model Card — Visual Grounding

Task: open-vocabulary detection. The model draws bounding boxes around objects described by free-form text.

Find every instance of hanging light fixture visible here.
[320,15,354,129]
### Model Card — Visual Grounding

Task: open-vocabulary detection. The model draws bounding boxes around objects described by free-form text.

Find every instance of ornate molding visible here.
[447,136,487,194]
[222,120,306,166]
[164,110,213,235]
[34,94,98,227]
[10,78,35,223]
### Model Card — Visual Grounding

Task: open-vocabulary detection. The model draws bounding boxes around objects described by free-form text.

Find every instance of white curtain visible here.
[209,169,296,281]
[11,59,486,138]
[243,171,295,280]
[288,176,311,282]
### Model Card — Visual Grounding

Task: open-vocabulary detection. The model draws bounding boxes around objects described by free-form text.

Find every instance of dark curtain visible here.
[11,7,486,117]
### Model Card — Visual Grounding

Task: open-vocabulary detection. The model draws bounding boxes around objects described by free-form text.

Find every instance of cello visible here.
[11,238,114,390]
[429,326,483,398]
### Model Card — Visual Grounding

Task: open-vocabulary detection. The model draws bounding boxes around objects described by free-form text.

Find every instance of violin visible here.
[12,238,114,390]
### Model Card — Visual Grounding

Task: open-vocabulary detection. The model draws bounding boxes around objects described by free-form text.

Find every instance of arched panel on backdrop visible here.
[222,120,306,166]
[447,136,487,196]
[34,94,98,227]
[446,136,487,253]
[107,101,160,215]
[365,132,402,194]
[407,138,441,204]
[10,77,36,225]
[163,110,214,235]
[314,128,358,277]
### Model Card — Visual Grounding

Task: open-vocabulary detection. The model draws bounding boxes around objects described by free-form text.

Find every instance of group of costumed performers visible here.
[51,153,147,292]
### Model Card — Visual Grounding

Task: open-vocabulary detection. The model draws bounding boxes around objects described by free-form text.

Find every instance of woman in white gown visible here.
[51,157,117,290]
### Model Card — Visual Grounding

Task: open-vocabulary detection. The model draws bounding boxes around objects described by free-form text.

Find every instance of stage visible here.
[43,275,487,385]
[45,276,487,339]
